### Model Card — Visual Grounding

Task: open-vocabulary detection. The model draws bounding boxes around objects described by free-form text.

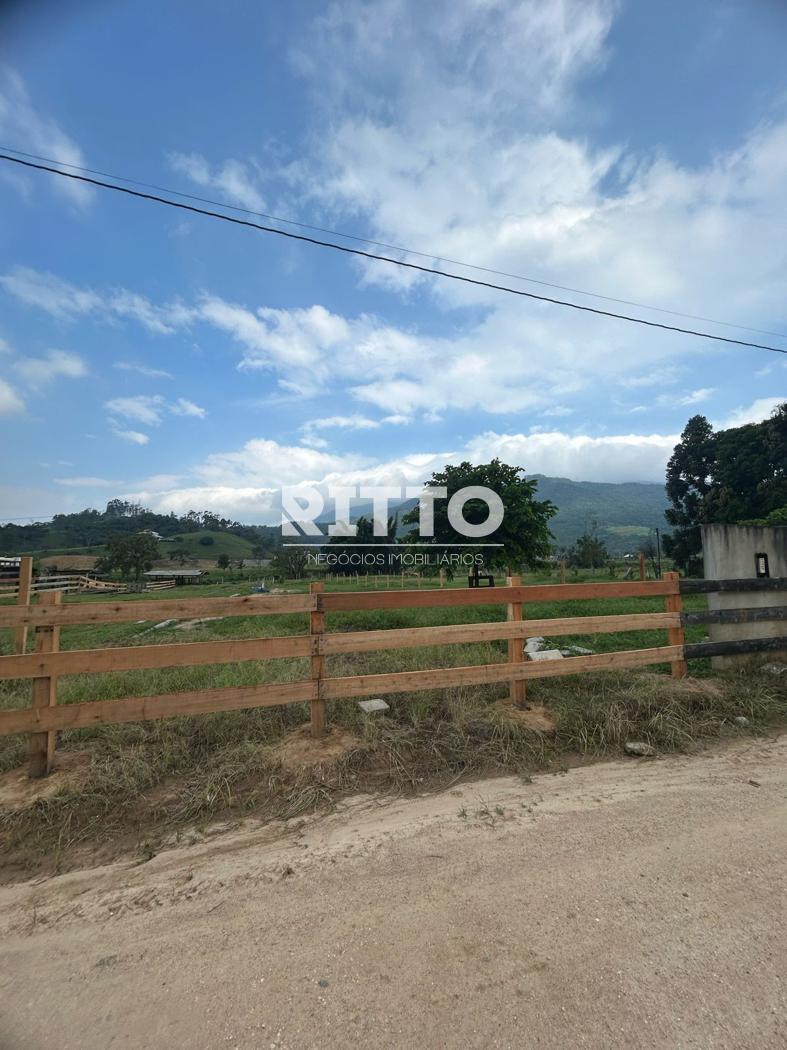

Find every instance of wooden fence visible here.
[0,573,123,599]
[1,573,785,778]
[0,574,692,777]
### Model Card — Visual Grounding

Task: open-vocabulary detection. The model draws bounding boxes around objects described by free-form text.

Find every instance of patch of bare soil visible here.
[273,723,364,772]
[496,699,557,733]
[0,736,785,1049]
[0,751,91,811]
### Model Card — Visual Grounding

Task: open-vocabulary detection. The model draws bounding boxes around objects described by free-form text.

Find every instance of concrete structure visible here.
[701,524,787,668]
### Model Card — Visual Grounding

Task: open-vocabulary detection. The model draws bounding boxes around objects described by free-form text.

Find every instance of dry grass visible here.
[1,663,784,878]
[1,578,784,876]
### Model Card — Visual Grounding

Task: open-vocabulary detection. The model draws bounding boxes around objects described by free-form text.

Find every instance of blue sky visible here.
[1,0,785,523]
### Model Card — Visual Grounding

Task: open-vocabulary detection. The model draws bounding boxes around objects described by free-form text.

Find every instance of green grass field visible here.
[14,530,260,563]
[160,529,258,560]
[1,573,785,875]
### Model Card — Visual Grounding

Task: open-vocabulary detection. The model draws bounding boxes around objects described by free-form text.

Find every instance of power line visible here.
[2,144,785,343]
[2,151,786,356]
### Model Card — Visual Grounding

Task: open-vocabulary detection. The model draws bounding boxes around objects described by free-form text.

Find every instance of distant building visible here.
[141,530,164,541]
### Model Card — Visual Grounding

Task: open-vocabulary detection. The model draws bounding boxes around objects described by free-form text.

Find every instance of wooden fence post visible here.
[639,553,646,581]
[439,568,445,588]
[663,571,687,679]
[14,555,33,655]
[506,575,526,708]
[309,581,327,738]
[559,559,566,585]
[29,590,61,777]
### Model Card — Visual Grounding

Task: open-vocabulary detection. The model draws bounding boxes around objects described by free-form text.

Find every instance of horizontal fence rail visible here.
[680,577,787,594]
[682,606,787,626]
[0,575,689,776]
[0,593,314,629]
[1,571,784,778]
[684,636,787,659]
[679,575,787,666]
[0,573,126,598]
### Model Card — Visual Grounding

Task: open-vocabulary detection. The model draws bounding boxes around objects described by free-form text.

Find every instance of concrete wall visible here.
[701,524,787,668]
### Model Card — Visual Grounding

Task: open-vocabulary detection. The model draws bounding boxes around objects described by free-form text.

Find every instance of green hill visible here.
[1,477,668,561]
[316,476,669,555]
[162,531,257,561]
[528,476,668,553]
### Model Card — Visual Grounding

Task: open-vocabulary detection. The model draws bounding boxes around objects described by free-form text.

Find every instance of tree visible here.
[403,460,555,574]
[217,554,230,570]
[663,403,787,573]
[706,403,787,523]
[329,514,397,575]
[170,546,190,566]
[663,415,716,573]
[96,533,159,580]
[271,546,309,580]
[566,522,609,569]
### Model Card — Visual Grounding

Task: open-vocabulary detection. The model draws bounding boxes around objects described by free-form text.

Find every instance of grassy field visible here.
[18,529,259,564]
[160,529,258,561]
[1,572,785,874]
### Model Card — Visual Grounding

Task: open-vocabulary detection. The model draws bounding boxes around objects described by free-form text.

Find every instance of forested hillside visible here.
[0,477,670,558]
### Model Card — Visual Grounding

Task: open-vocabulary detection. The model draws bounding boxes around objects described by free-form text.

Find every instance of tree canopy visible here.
[664,403,786,572]
[403,459,555,573]
[328,514,397,575]
[96,533,160,580]
[565,522,609,569]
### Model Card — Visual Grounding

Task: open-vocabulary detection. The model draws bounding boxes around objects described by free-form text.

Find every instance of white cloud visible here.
[170,397,207,418]
[719,397,785,429]
[463,430,678,484]
[0,378,25,416]
[279,0,787,401]
[541,405,574,417]
[54,476,120,487]
[168,151,266,210]
[14,349,87,388]
[656,387,716,408]
[111,427,150,446]
[114,361,174,380]
[301,413,382,447]
[105,395,166,426]
[678,387,716,406]
[0,68,92,207]
[123,425,678,521]
[104,394,206,427]
[1,268,101,320]
[0,267,184,334]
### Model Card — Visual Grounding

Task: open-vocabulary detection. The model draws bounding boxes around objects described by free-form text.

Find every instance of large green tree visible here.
[96,533,160,580]
[403,460,555,574]
[663,415,716,573]
[271,546,309,580]
[664,403,787,572]
[706,403,787,523]
[566,522,609,569]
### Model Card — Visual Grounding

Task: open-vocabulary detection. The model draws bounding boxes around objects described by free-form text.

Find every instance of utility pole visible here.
[655,528,662,579]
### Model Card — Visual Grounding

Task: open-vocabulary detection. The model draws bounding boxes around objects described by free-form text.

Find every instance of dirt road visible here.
[1,736,785,1049]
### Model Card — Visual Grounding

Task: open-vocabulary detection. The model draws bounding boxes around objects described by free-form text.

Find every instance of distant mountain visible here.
[312,475,668,554]
[527,475,668,553]
[1,476,669,558]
